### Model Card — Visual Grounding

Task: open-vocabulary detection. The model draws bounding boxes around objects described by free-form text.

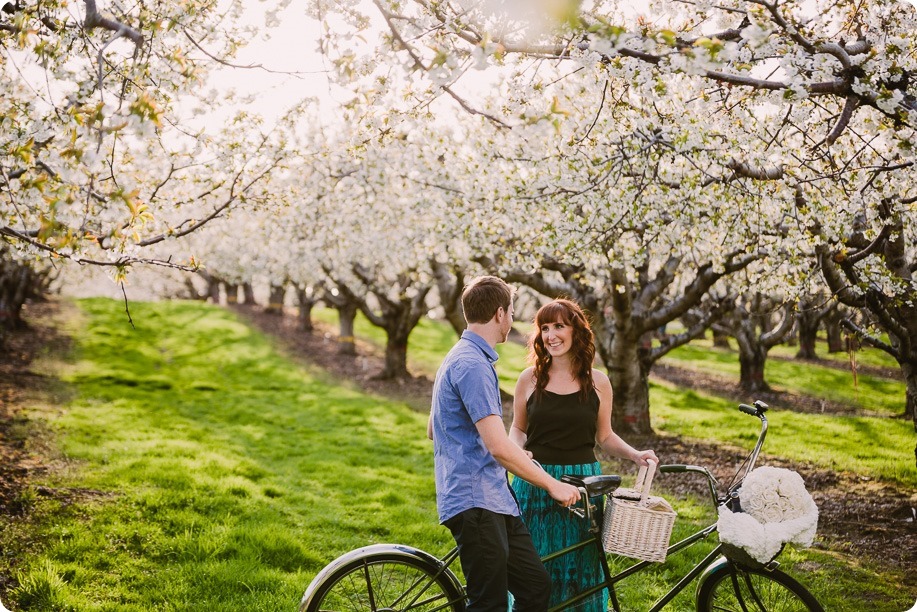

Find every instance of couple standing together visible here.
[427,276,658,612]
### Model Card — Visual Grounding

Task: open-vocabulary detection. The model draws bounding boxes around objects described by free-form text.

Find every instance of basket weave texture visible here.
[602,461,676,563]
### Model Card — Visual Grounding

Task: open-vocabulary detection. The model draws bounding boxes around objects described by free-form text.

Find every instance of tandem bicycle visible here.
[299,400,823,612]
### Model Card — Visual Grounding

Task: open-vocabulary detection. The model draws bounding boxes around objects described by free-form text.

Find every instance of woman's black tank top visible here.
[524,388,599,465]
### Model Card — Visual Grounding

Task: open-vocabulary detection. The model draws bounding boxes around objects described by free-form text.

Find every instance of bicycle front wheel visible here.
[301,547,465,612]
[696,562,823,612]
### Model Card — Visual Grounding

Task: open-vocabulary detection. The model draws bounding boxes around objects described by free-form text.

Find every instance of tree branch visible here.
[760,303,795,348]
[841,318,898,359]
[83,0,142,46]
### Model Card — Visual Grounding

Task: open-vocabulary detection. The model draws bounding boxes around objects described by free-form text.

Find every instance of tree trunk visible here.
[0,250,52,346]
[712,328,731,349]
[225,284,239,305]
[796,311,819,360]
[207,278,221,303]
[337,302,358,355]
[598,327,652,435]
[738,347,770,393]
[896,357,917,467]
[733,315,771,393]
[381,334,410,379]
[242,282,256,305]
[432,260,466,337]
[784,320,798,347]
[296,287,317,332]
[443,303,466,337]
[824,309,844,353]
[375,305,423,380]
[266,283,285,315]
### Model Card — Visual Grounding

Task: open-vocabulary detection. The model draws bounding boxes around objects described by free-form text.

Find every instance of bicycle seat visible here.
[561,474,622,496]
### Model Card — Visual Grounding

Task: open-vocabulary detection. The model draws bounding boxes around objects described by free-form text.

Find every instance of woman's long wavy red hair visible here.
[529,299,596,403]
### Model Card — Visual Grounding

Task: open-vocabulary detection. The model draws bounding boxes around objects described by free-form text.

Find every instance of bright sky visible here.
[196,4,349,129]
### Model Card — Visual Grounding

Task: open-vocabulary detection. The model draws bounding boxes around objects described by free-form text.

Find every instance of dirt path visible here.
[1,302,915,594]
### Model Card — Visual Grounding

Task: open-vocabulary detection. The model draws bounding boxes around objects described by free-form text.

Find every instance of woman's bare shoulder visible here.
[592,368,611,388]
[516,366,536,392]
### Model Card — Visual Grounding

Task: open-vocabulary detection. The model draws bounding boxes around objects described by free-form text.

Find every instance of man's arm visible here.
[427,410,434,441]
[476,415,580,507]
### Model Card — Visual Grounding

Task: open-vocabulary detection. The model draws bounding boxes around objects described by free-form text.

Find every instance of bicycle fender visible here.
[300,543,463,610]
[695,556,730,604]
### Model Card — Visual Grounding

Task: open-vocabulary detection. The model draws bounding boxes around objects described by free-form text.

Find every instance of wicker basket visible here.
[602,460,676,563]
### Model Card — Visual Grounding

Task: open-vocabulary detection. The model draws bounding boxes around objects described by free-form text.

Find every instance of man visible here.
[427,276,581,612]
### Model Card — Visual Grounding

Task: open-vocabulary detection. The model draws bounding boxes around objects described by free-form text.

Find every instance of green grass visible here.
[2,299,449,611]
[1,299,913,611]
[661,343,905,417]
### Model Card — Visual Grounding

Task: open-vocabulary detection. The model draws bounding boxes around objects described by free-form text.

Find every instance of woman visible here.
[510,298,657,612]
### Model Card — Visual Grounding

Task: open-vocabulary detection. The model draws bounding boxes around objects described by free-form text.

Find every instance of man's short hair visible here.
[462,276,514,324]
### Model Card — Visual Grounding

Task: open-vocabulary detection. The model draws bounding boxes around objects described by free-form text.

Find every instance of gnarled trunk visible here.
[824,309,845,353]
[266,283,286,315]
[712,328,731,349]
[597,324,653,435]
[738,346,769,393]
[432,260,466,337]
[296,286,319,332]
[795,311,819,360]
[382,336,410,380]
[206,276,220,303]
[336,302,358,355]
[903,360,917,432]
[225,284,239,305]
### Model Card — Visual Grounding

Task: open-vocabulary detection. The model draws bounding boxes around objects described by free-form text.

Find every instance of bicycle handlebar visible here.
[661,401,771,507]
[739,400,769,417]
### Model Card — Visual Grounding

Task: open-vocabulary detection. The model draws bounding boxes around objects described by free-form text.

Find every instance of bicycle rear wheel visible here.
[696,562,823,612]
[301,547,465,612]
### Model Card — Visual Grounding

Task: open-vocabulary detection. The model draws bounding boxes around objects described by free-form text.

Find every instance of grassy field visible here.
[0,299,913,610]
[661,343,905,417]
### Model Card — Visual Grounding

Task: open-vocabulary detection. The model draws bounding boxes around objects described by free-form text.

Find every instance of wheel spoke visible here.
[362,562,378,611]
[729,571,753,612]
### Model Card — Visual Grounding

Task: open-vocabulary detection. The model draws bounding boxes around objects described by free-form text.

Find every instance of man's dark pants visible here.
[444,508,551,612]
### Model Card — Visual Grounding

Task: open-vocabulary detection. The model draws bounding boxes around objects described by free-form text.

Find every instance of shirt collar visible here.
[461,329,499,364]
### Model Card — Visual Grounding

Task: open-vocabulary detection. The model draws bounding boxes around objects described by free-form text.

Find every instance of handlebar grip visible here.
[738,403,758,416]
[658,464,688,473]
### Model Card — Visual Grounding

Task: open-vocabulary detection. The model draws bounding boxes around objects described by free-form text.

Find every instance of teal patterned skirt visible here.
[512,462,608,612]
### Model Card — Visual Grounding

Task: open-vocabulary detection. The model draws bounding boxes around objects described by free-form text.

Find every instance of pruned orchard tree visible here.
[300,122,458,380]
[310,0,917,454]
[713,292,796,392]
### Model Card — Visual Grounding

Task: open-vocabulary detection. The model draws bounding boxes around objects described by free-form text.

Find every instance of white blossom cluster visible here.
[717,467,819,564]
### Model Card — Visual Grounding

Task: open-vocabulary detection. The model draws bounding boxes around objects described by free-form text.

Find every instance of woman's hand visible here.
[633,449,658,466]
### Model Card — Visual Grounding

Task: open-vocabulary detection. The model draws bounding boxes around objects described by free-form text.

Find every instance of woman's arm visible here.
[594,370,658,465]
[509,367,533,450]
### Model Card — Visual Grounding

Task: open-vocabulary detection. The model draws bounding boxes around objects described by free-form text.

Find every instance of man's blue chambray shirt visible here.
[431,330,519,524]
